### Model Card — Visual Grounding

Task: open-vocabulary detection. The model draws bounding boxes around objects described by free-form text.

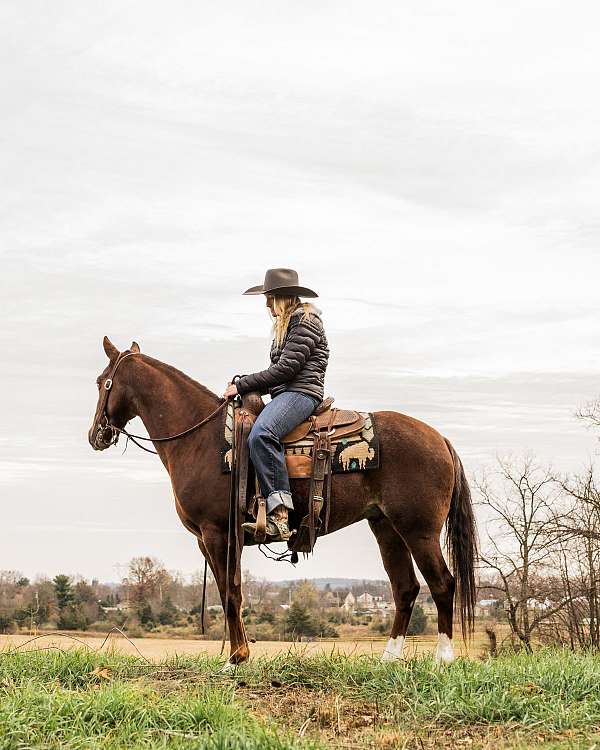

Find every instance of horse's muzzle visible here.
[88,422,116,451]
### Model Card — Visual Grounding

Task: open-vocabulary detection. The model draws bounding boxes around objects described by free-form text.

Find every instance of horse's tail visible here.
[444,438,478,640]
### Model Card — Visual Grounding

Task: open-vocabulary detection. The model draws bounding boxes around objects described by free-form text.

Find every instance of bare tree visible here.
[576,399,600,431]
[476,456,568,650]
[126,556,169,605]
[549,467,600,648]
[243,570,272,610]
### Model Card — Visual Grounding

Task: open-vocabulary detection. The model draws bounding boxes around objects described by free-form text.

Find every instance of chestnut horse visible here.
[88,337,477,665]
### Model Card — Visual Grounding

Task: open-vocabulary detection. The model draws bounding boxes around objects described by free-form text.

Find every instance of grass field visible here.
[0,631,492,660]
[1,645,599,749]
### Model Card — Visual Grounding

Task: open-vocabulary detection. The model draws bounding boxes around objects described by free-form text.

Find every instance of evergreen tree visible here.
[407,604,427,636]
[158,597,178,625]
[53,575,74,610]
[138,603,155,628]
[57,604,88,631]
[53,575,89,630]
[286,601,318,639]
[0,614,13,633]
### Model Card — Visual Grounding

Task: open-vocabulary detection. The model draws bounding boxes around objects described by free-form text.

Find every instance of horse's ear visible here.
[103,336,119,360]
[130,341,140,353]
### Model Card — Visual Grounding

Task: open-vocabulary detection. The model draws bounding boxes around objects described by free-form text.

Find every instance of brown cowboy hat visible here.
[243,268,318,298]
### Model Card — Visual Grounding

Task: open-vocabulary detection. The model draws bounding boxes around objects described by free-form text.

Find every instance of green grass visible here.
[0,648,599,748]
[0,650,320,750]
[236,648,600,730]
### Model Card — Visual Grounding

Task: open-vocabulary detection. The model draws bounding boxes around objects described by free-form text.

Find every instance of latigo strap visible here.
[289,410,335,560]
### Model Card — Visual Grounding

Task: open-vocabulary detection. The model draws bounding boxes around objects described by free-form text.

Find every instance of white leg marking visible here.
[381,635,405,662]
[220,660,236,673]
[435,633,455,665]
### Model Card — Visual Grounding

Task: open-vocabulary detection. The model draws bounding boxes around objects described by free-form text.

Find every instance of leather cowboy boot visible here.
[242,504,291,542]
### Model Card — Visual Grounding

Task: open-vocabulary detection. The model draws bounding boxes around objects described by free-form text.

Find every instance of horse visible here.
[88,337,478,665]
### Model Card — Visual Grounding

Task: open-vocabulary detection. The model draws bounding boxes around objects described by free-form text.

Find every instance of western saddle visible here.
[231,392,365,559]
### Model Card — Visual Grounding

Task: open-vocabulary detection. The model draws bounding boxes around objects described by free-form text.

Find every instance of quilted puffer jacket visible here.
[236,303,329,402]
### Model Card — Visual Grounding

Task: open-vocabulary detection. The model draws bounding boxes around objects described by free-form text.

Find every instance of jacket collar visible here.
[292,302,322,317]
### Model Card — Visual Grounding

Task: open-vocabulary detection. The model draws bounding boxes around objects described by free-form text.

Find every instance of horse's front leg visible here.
[200,523,249,665]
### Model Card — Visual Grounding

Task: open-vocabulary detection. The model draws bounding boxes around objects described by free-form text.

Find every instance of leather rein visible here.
[95,351,228,455]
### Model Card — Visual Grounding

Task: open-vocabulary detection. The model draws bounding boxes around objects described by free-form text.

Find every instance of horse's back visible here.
[371,409,455,504]
[373,409,452,456]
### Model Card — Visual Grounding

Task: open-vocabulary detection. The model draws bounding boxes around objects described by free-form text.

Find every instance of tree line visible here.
[0,557,424,640]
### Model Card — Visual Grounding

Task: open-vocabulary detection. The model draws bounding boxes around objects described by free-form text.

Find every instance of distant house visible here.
[502,597,554,613]
[341,591,394,614]
[100,600,135,615]
[323,591,339,607]
[356,592,378,609]
[476,598,500,617]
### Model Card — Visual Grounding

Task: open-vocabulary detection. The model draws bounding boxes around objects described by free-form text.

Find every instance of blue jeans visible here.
[248,391,320,513]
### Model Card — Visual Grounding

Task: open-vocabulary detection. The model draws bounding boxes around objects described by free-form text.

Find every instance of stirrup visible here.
[242,516,291,542]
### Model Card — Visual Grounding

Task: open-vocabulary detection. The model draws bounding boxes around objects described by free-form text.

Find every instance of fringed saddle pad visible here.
[221,403,379,476]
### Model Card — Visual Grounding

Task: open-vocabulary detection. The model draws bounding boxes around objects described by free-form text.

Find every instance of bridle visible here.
[93,351,228,455]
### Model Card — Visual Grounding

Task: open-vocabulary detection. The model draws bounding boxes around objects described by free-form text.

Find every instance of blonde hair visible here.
[268,295,311,347]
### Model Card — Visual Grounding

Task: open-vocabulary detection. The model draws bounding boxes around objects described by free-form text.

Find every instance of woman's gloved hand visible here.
[223,382,239,399]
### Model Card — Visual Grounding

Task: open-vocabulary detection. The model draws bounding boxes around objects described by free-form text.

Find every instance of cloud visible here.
[1,0,600,580]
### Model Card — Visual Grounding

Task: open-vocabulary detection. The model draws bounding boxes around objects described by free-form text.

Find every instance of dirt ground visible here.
[0,632,486,660]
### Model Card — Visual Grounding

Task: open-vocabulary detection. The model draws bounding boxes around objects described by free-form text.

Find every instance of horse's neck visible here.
[131,357,219,453]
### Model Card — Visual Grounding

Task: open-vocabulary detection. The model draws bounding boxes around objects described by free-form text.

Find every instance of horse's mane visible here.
[139,353,221,403]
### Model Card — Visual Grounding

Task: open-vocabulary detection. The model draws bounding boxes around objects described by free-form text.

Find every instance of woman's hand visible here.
[223,382,239,399]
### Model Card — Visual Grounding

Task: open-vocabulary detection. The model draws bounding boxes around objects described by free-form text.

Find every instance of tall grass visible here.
[1,647,599,748]
[0,650,321,749]
[240,648,600,730]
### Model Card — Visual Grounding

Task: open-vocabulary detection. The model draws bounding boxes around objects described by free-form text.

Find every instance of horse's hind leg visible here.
[368,515,420,662]
[403,533,456,664]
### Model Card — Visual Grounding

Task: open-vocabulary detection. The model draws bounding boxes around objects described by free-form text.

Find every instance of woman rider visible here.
[222,268,329,542]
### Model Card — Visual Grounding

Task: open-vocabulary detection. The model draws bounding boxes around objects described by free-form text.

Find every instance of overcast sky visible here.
[2,0,599,584]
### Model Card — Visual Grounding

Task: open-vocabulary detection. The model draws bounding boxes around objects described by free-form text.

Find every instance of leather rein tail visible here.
[221,397,239,656]
[112,401,228,455]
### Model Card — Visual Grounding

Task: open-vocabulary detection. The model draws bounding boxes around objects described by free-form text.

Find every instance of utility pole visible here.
[29,591,39,635]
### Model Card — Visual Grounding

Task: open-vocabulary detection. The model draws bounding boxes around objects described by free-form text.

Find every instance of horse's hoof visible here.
[434,634,455,665]
[220,660,236,673]
[381,636,404,662]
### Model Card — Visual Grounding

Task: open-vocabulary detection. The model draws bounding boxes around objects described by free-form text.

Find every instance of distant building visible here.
[356,592,376,609]
[341,591,394,614]
[322,591,340,607]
